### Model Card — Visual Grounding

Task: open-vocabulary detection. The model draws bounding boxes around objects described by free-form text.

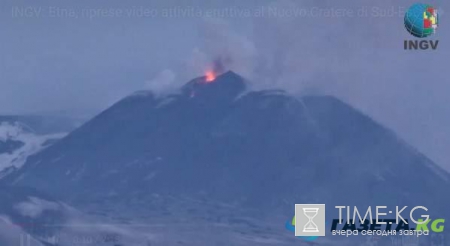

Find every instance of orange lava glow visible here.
[205,71,216,83]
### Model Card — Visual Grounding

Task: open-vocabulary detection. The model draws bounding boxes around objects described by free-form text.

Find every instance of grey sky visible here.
[0,0,449,170]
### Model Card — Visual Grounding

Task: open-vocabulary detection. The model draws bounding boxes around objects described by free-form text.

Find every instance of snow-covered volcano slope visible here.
[0,118,69,178]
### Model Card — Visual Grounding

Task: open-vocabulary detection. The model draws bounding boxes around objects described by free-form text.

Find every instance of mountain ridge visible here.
[5,71,449,219]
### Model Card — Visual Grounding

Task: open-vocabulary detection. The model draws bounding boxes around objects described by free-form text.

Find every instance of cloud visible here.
[14,197,61,218]
[144,69,178,94]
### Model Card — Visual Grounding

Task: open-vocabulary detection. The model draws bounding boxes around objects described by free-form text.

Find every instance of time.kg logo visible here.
[295,204,326,237]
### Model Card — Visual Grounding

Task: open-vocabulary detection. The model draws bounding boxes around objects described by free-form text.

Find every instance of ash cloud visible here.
[182,18,257,81]
[144,69,178,94]
[211,56,229,75]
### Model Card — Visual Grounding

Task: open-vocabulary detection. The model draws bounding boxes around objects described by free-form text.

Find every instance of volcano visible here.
[5,71,450,242]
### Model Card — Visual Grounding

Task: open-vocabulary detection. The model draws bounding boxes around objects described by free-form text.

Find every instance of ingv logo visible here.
[285,216,320,242]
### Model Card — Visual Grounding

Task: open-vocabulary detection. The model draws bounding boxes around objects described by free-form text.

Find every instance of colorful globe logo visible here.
[404,3,439,38]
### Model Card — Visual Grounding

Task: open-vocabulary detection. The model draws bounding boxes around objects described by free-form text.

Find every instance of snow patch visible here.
[0,122,66,175]
[129,90,154,98]
[423,159,449,182]
[155,96,177,108]
[144,172,157,181]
